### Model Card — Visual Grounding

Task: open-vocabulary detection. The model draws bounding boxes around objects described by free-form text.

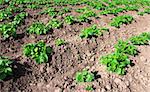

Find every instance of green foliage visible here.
[125,6,139,11]
[0,9,12,21]
[64,15,76,25]
[115,40,138,56]
[100,27,109,32]
[23,41,52,64]
[0,0,10,4]
[84,11,96,17]
[0,22,17,39]
[55,39,66,46]
[100,52,131,75]
[138,8,150,16]
[57,7,71,15]
[130,32,150,45]
[75,69,94,82]
[0,56,12,80]
[80,25,101,38]
[110,15,134,28]
[75,7,89,13]
[27,4,40,9]
[47,19,63,29]
[13,12,28,25]
[40,7,58,17]
[27,22,50,35]
[77,14,89,22]
[85,85,94,91]
[100,7,125,15]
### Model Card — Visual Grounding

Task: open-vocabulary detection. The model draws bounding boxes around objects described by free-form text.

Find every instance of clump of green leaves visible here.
[40,7,58,17]
[47,19,63,29]
[130,32,150,45]
[0,56,12,80]
[75,7,90,13]
[85,85,94,91]
[100,7,125,15]
[100,52,131,75]
[23,41,52,64]
[55,39,66,46]
[0,22,17,39]
[115,40,138,56]
[110,15,134,28]
[27,22,50,35]
[138,8,150,16]
[27,4,40,9]
[13,12,28,25]
[58,7,71,16]
[75,69,94,82]
[77,14,89,22]
[80,25,101,38]
[125,6,139,11]
[84,10,96,17]
[64,15,76,25]
[0,9,12,21]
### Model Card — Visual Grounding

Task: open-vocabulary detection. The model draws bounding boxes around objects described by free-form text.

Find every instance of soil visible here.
[0,5,150,92]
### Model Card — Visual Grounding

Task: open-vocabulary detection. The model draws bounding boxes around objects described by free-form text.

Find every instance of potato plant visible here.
[27,22,50,35]
[55,39,66,46]
[64,15,76,25]
[75,69,94,82]
[0,22,17,39]
[110,15,134,28]
[85,85,94,91]
[115,40,138,56]
[0,56,12,80]
[0,9,12,21]
[100,7,125,15]
[47,19,63,29]
[40,7,58,17]
[100,52,131,75]
[13,12,28,25]
[23,41,52,64]
[130,32,150,45]
[80,25,102,38]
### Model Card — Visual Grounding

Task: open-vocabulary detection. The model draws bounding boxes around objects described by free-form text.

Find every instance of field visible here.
[0,0,150,92]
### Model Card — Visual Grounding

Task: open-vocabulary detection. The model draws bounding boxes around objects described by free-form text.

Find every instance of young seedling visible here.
[80,25,102,38]
[0,56,12,80]
[23,41,52,64]
[75,69,94,83]
[55,39,66,46]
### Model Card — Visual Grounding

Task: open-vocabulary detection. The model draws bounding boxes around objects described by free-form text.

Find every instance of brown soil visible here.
[0,6,150,92]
